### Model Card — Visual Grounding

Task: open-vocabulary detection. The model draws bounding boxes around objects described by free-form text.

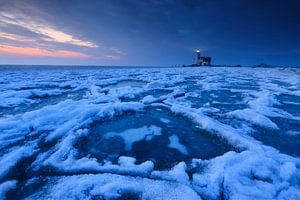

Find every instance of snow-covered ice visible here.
[0,66,299,199]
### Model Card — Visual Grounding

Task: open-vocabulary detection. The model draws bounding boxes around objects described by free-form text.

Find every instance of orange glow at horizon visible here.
[0,44,94,59]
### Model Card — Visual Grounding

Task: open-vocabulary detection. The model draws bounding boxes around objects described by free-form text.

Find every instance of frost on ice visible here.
[0,66,300,199]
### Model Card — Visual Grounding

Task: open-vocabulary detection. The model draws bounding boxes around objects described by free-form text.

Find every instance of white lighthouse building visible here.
[194,49,211,66]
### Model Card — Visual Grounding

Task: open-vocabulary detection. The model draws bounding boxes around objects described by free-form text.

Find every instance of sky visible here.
[0,0,300,66]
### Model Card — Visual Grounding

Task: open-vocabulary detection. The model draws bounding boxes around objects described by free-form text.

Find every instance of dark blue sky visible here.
[1,0,300,66]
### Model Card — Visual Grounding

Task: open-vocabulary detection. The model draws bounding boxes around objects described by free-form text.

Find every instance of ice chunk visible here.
[141,95,157,104]
[227,108,279,130]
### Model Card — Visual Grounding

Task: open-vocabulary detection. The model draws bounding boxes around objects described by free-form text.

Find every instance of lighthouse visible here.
[183,49,212,67]
[193,49,212,66]
[195,49,202,65]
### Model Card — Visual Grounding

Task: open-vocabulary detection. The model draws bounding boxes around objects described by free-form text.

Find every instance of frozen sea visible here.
[0,66,299,199]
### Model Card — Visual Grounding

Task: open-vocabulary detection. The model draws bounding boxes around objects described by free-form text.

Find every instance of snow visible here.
[168,135,188,155]
[192,150,300,200]
[0,143,37,179]
[0,89,66,108]
[151,161,190,184]
[0,66,299,199]
[25,173,200,200]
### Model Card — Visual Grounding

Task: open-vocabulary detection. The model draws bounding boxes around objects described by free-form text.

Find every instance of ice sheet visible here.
[0,66,299,199]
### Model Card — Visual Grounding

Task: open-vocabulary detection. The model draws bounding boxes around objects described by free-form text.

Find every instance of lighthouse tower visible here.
[195,49,202,65]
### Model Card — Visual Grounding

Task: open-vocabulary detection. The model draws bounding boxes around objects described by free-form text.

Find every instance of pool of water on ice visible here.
[77,107,234,170]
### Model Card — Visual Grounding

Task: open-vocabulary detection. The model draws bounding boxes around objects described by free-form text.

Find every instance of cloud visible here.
[0,12,98,48]
[0,32,36,42]
[0,44,94,59]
